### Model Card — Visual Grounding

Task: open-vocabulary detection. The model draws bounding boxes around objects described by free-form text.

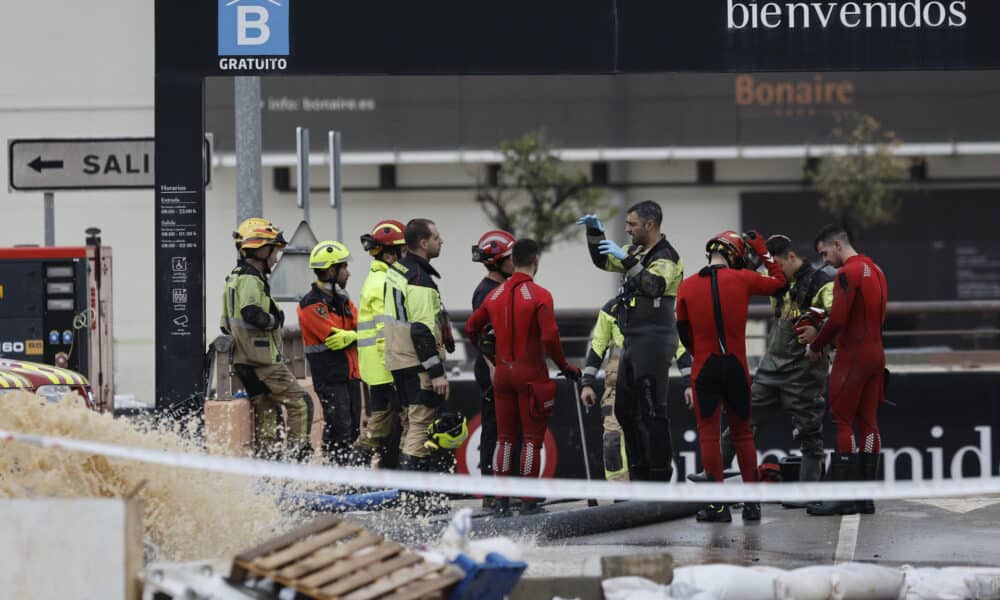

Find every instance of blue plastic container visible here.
[449,552,527,600]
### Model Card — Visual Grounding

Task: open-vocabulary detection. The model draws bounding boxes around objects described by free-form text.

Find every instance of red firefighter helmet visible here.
[360,219,406,254]
[472,230,515,268]
[705,230,748,269]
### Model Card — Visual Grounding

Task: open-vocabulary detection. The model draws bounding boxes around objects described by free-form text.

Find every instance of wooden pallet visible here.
[230,515,464,600]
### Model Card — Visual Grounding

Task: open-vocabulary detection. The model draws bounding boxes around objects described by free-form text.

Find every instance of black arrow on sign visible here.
[28,156,64,173]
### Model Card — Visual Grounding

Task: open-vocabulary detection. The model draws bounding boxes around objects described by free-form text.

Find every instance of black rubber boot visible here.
[696,504,733,522]
[807,452,860,516]
[742,502,761,521]
[782,455,824,509]
[648,466,674,482]
[347,446,374,468]
[288,441,314,463]
[397,454,447,516]
[858,452,880,515]
[492,497,513,518]
[519,500,547,516]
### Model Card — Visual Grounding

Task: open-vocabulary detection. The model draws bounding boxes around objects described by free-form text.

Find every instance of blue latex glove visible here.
[598,239,628,260]
[574,213,605,232]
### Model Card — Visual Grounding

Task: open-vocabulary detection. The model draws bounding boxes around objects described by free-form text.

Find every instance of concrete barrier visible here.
[0,498,143,600]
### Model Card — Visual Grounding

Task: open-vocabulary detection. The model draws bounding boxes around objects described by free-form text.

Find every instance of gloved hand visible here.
[560,364,582,381]
[268,302,284,330]
[324,328,358,351]
[575,214,605,232]
[742,230,769,257]
[438,310,456,353]
[597,239,628,260]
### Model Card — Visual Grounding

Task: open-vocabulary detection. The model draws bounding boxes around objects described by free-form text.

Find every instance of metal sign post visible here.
[329,130,342,241]
[43,192,55,246]
[296,126,310,224]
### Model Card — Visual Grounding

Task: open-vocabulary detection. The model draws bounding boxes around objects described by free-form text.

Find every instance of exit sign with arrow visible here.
[28,157,65,173]
[7,137,210,191]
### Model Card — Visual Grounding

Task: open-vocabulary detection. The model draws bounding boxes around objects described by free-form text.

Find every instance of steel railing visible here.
[278,300,1000,375]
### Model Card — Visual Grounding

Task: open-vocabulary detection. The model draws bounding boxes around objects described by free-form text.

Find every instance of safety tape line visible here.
[3,428,1000,503]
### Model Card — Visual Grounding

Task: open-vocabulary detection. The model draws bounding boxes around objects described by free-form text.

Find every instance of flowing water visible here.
[0,391,636,578]
[0,391,298,561]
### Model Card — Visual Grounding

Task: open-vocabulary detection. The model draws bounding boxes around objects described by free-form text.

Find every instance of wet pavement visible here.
[546,495,1000,572]
[352,494,1000,576]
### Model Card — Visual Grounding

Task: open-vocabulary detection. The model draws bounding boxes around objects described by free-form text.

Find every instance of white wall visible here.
[0,0,155,404]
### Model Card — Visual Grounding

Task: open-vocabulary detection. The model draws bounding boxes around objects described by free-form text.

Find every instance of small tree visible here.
[475,132,609,252]
[809,113,909,234]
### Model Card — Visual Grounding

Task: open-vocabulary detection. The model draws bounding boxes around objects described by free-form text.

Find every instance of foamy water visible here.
[0,391,296,561]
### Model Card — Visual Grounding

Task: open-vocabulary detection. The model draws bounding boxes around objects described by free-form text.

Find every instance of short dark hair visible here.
[765,234,794,257]
[512,238,540,267]
[814,224,852,249]
[627,200,663,227]
[405,218,436,250]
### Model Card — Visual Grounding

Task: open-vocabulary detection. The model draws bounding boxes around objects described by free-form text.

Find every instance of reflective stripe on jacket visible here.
[358,260,394,386]
[220,261,283,367]
[586,231,684,336]
[383,254,446,377]
[297,282,360,385]
[583,297,692,387]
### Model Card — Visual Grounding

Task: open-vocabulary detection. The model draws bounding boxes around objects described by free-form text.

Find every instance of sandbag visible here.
[774,565,838,600]
[673,564,781,600]
[602,576,718,600]
[941,567,1000,600]
[900,566,974,600]
[602,576,671,600]
[832,562,905,599]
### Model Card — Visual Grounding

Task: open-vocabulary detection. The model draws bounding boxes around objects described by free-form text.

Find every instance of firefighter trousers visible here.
[234,363,313,457]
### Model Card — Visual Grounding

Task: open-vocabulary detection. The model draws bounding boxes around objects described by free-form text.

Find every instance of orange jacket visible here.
[297,283,360,386]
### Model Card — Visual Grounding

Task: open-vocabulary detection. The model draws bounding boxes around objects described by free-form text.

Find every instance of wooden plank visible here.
[279,531,382,580]
[299,542,403,590]
[319,553,423,598]
[378,566,464,600]
[254,521,361,571]
[345,563,446,600]
[231,514,344,584]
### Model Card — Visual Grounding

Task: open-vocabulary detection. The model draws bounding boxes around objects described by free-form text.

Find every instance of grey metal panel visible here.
[205,72,1000,153]
[0,262,44,319]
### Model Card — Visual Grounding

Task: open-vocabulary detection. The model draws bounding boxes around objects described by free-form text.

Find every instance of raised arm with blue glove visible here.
[575,214,605,232]
[598,239,628,260]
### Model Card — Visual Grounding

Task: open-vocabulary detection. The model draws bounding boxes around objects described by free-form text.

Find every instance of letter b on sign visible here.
[238,6,270,46]
[218,0,289,56]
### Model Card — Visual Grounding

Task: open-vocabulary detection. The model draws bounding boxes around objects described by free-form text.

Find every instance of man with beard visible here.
[577,201,684,482]
[806,224,887,517]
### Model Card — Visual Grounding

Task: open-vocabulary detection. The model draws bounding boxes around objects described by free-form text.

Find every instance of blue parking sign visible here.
[218,0,289,56]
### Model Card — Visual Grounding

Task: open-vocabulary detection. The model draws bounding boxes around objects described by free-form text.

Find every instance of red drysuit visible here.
[464,272,576,487]
[809,254,887,454]
[676,243,787,484]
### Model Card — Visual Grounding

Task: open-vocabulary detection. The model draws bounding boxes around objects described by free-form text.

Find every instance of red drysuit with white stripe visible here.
[464,272,574,488]
[809,254,887,454]
[676,248,786,483]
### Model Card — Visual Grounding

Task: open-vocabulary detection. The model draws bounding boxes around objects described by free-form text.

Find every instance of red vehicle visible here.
[0,358,94,410]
